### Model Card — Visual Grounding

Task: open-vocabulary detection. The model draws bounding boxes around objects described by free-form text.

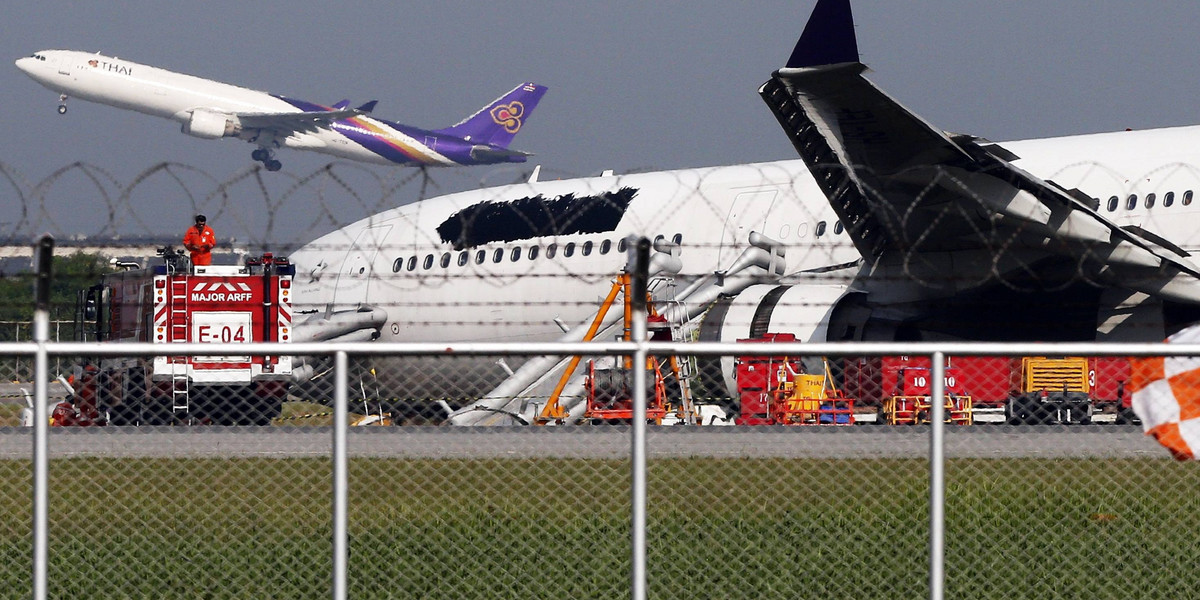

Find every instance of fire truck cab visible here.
[69,249,294,425]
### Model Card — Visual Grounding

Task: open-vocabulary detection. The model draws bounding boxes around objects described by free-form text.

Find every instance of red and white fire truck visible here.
[62,251,294,426]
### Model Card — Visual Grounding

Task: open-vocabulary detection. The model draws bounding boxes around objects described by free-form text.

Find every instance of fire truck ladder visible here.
[168,277,191,415]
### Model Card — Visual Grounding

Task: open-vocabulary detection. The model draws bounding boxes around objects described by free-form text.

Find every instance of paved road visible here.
[0,424,1166,459]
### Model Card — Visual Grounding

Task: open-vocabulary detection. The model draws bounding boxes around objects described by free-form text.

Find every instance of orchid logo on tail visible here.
[490,101,525,134]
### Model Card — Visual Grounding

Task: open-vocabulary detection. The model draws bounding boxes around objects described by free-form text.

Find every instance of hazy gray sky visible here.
[4,1,1200,243]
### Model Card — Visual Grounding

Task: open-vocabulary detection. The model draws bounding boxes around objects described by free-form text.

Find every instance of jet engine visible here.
[691,282,861,405]
[181,109,240,139]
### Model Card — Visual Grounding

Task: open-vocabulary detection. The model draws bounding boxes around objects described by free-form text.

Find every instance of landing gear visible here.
[57,94,68,114]
[251,148,283,172]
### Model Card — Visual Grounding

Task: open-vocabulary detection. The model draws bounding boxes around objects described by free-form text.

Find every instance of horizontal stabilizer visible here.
[355,100,377,113]
[331,99,350,110]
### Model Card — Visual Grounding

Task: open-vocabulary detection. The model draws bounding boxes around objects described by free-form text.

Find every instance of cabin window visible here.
[528,246,539,260]
[582,241,593,256]
[673,233,683,245]
[546,244,557,259]
[564,243,576,257]
[493,248,503,263]
[617,238,627,253]
[475,250,486,264]
[816,221,827,237]
[797,223,809,238]
[392,258,403,273]
[1185,191,1195,206]
[440,253,451,269]
[511,247,521,262]
[834,221,844,235]
[1126,194,1137,210]
[1164,192,1175,207]
[1145,193,1156,209]
[457,251,469,267]
[1106,196,1118,212]
[599,239,611,255]
[423,255,434,270]
[406,256,417,272]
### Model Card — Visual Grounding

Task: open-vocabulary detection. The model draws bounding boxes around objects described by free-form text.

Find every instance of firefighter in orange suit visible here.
[183,214,216,266]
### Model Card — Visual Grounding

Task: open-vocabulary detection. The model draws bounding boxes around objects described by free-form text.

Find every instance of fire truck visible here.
[64,249,294,426]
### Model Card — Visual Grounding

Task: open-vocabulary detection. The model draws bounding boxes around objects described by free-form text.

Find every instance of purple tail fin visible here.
[435,83,547,148]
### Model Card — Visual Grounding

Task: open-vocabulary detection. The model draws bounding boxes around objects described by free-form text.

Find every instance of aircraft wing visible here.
[235,107,363,134]
[759,0,1200,304]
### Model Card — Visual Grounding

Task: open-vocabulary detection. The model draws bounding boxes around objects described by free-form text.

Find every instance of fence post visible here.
[32,235,53,600]
[332,350,348,600]
[929,351,945,600]
[629,237,650,600]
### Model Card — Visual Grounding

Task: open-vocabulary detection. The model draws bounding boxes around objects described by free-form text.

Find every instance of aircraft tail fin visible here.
[435,82,547,148]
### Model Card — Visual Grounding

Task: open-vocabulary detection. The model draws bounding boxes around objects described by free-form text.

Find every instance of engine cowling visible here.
[691,283,860,405]
[181,109,239,139]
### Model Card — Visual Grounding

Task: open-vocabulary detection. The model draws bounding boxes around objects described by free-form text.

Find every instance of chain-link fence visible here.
[1,340,1195,600]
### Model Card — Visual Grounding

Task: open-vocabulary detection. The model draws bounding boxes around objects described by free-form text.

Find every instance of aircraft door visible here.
[718,190,779,271]
[333,224,392,306]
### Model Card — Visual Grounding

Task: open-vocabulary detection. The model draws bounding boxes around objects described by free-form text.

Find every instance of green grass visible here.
[0,457,1195,599]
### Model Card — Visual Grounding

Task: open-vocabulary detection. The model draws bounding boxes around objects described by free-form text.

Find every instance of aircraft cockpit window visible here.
[423,255,434,270]
[1185,191,1195,206]
[546,244,557,259]
[834,221,844,235]
[582,241,594,256]
[406,256,417,271]
[440,253,451,268]
[1145,193,1156,209]
[564,243,576,258]
[816,221,827,237]
[1126,195,1137,210]
[457,251,468,267]
[599,240,611,255]
[528,246,539,260]
[511,247,522,262]
[475,250,486,265]
[392,258,403,273]
[493,248,503,263]
[1106,196,1118,212]
[1164,192,1175,207]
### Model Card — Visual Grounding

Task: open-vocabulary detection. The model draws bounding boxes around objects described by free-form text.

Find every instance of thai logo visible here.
[490,101,525,134]
[87,60,98,68]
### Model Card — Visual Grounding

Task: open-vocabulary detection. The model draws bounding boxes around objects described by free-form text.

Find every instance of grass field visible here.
[0,457,1196,599]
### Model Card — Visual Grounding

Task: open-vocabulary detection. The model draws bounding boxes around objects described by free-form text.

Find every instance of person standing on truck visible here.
[183,214,216,266]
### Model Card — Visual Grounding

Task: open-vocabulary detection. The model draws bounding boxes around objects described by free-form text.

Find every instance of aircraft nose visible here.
[14,56,33,74]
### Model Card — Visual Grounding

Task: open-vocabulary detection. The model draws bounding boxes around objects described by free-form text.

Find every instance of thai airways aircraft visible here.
[14,50,546,171]
[286,0,1200,423]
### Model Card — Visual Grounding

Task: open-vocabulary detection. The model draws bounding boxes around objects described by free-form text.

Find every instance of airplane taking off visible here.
[285,0,1200,423]
[14,50,546,171]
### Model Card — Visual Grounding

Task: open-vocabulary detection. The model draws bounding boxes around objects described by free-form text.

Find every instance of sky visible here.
[4,1,1200,246]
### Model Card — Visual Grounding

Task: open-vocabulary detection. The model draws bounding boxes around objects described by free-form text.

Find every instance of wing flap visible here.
[761,45,1200,305]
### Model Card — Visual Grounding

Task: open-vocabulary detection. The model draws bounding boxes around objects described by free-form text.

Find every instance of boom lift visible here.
[536,271,695,425]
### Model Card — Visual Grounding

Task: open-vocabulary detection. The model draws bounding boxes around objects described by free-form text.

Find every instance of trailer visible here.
[59,250,295,426]
[842,355,1132,424]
